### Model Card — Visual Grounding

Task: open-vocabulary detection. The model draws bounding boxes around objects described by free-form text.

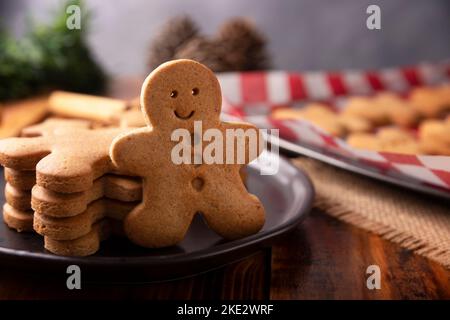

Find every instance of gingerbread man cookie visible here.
[0,127,129,193]
[21,118,92,137]
[110,59,265,248]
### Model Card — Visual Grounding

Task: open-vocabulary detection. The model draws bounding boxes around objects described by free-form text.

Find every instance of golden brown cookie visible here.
[347,127,419,154]
[342,96,389,126]
[43,219,121,256]
[119,110,146,128]
[376,127,416,143]
[299,103,336,118]
[0,96,49,139]
[2,203,34,232]
[4,183,31,211]
[0,127,129,193]
[375,93,419,127]
[110,59,265,248]
[418,119,450,155]
[272,104,346,137]
[301,116,345,136]
[346,133,381,151]
[48,91,130,124]
[379,141,420,155]
[34,198,136,241]
[21,118,92,137]
[409,86,450,117]
[4,168,35,190]
[272,104,331,118]
[32,174,141,217]
[419,139,450,156]
[337,114,372,133]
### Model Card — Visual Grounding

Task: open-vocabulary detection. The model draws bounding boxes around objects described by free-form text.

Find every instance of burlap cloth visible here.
[293,157,450,269]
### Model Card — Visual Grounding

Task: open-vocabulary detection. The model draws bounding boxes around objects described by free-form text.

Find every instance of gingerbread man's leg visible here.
[124,180,195,248]
[200,172,265,240]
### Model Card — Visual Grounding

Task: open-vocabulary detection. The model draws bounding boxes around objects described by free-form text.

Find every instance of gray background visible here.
[1,0,450,76]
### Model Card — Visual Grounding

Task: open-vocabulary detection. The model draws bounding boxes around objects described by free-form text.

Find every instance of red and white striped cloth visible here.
[218,60,450,192]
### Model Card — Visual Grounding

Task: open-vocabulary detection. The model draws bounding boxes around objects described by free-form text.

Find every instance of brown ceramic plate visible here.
[0,152,313,282]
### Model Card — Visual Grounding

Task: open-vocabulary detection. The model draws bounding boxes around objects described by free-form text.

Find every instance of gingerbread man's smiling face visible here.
[141,59,222,130]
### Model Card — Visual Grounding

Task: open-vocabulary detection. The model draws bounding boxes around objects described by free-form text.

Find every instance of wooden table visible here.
[0,79,449,299]
[1,207,449,299]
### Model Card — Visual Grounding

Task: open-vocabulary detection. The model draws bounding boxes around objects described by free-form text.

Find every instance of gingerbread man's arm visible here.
[221,121,263,164]
[0,137,51,170]
[110,128,156,176]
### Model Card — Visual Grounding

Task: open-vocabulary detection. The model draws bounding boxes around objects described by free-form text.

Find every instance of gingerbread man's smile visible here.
[109,59,265,249]
[174,110,195,120]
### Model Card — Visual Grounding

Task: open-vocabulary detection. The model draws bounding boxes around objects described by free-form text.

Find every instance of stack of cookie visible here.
[0,118,142,256]
[0,60,259,257]
[3,118,95,233]
[32,174,141,256]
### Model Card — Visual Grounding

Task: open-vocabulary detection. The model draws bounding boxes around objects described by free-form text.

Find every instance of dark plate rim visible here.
[0,155,315,266]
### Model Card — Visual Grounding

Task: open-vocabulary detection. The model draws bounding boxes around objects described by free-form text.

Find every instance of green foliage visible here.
[0,0,106,102]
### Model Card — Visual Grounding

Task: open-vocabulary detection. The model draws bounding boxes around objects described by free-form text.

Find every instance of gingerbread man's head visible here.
[141,59,222,131]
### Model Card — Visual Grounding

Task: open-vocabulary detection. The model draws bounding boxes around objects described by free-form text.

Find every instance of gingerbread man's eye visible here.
[191,88,199,96]
[170,90,178,98]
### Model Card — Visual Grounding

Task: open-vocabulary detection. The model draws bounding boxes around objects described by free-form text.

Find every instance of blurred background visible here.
[2,0,450,77]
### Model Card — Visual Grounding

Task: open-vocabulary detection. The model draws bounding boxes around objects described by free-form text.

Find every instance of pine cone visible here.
[148,16,199,70]
[217,18,270,71]
[174,38,232,73]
